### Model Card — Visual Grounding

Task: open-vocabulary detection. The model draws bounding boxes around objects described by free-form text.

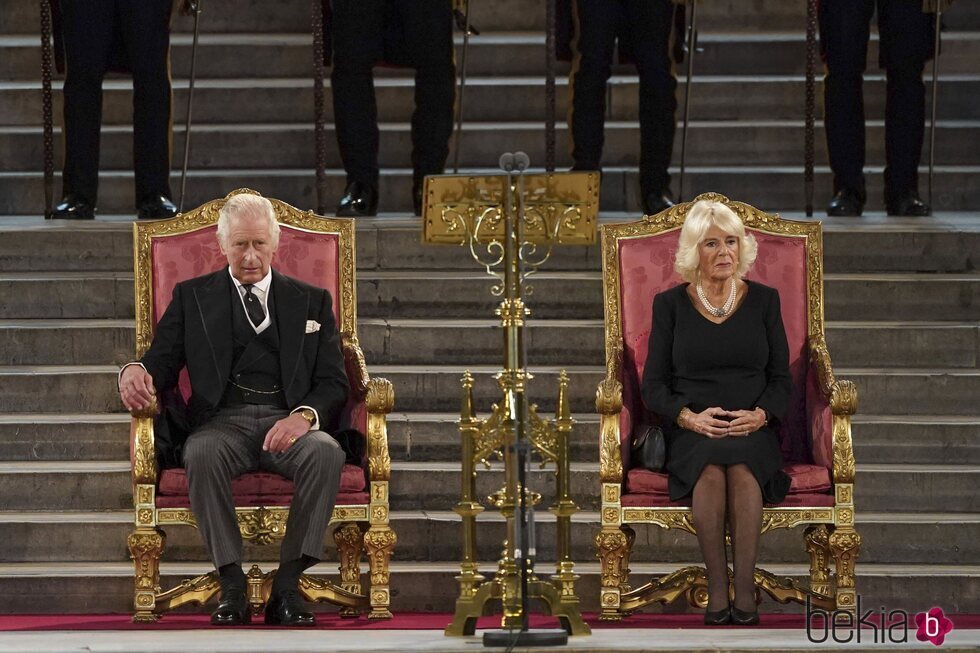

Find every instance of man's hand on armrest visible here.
[118,363,157,412]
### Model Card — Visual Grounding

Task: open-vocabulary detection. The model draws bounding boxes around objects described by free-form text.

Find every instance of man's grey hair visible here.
[216,194,280,246]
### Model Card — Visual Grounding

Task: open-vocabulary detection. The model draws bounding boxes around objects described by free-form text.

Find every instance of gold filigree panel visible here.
[422,172,599,246]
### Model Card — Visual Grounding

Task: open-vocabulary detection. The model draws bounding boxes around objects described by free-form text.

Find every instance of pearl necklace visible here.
[696,278,738,317]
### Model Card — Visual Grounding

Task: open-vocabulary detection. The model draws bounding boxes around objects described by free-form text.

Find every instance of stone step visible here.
[2,219,978,275]
[3,75,979,128]
[1,318,976,371]
[1,271,977,322]
[4,0,979,34]
[5,120,980,171]
[0,414,130,462]
[4,164,979,215]
[0,560,975,614]
[5,31,980,80]
[0,364,977,417]
[0,459,974,513]
[2,411,977,468]
[0,509,975,566]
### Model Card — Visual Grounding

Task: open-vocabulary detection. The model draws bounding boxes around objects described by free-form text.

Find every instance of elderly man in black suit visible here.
[118,194,349,626]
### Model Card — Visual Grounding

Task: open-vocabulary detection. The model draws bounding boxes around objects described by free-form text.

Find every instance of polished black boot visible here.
[826,188,865,217]
[885,190,930,216]
[336,181,378,217]
[211,563,250,626]
[264,589,315,627]
[137,195,178,220]
[642,190,675,216]
[51,195,95,220]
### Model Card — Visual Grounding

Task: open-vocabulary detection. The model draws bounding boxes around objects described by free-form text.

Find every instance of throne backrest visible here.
[601,194,825,468]
[133,189,362,429]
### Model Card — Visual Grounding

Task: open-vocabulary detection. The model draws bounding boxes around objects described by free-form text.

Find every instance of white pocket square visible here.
[305,320,321,334]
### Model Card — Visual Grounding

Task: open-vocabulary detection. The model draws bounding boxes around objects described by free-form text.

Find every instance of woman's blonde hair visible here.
[674,200,757,283]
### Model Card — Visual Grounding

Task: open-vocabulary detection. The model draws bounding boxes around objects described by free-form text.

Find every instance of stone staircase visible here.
[0,0,978,616]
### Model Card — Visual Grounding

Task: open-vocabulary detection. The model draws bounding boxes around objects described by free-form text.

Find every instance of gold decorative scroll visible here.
[422,172,599,246]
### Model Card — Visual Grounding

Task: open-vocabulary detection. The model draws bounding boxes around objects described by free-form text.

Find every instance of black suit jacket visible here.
[141,267,349,463]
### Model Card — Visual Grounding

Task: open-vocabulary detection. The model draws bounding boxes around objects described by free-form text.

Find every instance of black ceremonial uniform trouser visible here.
[819,0,934,200]
[569,0,677,198]
[60,0,174,208]
[330,0,455,192]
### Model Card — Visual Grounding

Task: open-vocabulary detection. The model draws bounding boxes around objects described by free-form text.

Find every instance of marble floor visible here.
[0,628,977,653]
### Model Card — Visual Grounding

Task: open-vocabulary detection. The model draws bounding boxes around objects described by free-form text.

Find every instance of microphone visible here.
[499,152,516,172]
[512,151,530,172]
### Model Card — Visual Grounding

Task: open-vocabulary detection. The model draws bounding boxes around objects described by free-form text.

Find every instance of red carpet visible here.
[1,612,978,632]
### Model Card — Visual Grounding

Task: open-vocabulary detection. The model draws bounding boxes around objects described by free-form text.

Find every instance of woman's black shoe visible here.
[730,605,760,626]
[703,605,731,626]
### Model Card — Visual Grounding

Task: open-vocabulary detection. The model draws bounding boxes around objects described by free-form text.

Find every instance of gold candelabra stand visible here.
[422,156,598,639]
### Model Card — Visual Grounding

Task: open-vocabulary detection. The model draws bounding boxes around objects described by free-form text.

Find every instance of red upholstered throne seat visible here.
[127,189,395,623]
[595,193,860,619]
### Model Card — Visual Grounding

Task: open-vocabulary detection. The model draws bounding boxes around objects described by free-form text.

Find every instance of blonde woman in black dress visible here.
[641,200,791,626]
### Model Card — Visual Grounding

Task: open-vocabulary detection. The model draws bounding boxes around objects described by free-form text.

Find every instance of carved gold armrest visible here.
[596,376,624,484]
[365,377,394,482]
[342,335,371,400]
[130,398,159,485]
[809,336,858,416]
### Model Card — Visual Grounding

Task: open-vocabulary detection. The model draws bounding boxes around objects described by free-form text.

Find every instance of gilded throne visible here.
[127,189,395,622]
[595,193,860,618]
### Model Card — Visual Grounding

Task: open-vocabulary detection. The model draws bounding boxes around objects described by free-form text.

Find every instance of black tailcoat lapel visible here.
[191,268,234,407]
[272,270,309,399]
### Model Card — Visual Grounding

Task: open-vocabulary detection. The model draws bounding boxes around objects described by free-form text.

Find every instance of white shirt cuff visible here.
[118,361,148,386]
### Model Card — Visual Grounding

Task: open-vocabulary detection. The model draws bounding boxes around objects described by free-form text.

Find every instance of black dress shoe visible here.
[264,589,315,627]
[704,604,731,626]
[826,188,865,217]
[886,190,930,217]
[642,191,675,216]
[730,605,760,626]
[51,196,95,220]
[336,181,378,217]
[137,195,178,220]
[210,588,250,626]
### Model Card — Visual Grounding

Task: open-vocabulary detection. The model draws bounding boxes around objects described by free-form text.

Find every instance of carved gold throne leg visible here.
[595,526,629,621]
[829,526,861,615]
[364,525,396,619]
[334,522,367,617]
[128,527,166,623]
[805,525,832,598]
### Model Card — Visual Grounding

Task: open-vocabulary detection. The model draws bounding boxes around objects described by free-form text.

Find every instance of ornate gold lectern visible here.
[423,156,597,640]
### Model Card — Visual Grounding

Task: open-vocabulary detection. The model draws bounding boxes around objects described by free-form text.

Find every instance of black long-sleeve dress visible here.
[641,280,792,503]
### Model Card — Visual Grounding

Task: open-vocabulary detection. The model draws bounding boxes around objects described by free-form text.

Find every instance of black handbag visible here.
[631,423,666,472]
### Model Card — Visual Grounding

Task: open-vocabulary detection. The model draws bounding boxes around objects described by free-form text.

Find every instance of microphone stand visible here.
[482,152,567,648]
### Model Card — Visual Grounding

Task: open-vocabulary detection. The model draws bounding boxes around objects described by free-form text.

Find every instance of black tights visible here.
[691,463,763,611]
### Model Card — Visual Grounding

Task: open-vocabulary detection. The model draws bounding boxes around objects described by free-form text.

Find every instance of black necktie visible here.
[242,284,266,328]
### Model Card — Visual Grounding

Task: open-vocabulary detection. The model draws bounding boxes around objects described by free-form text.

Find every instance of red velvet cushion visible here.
[616,227,815,466]
[625,463,831,498]
[157,464,366,498]
[626,468,669,494]
[620,492,836,509]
